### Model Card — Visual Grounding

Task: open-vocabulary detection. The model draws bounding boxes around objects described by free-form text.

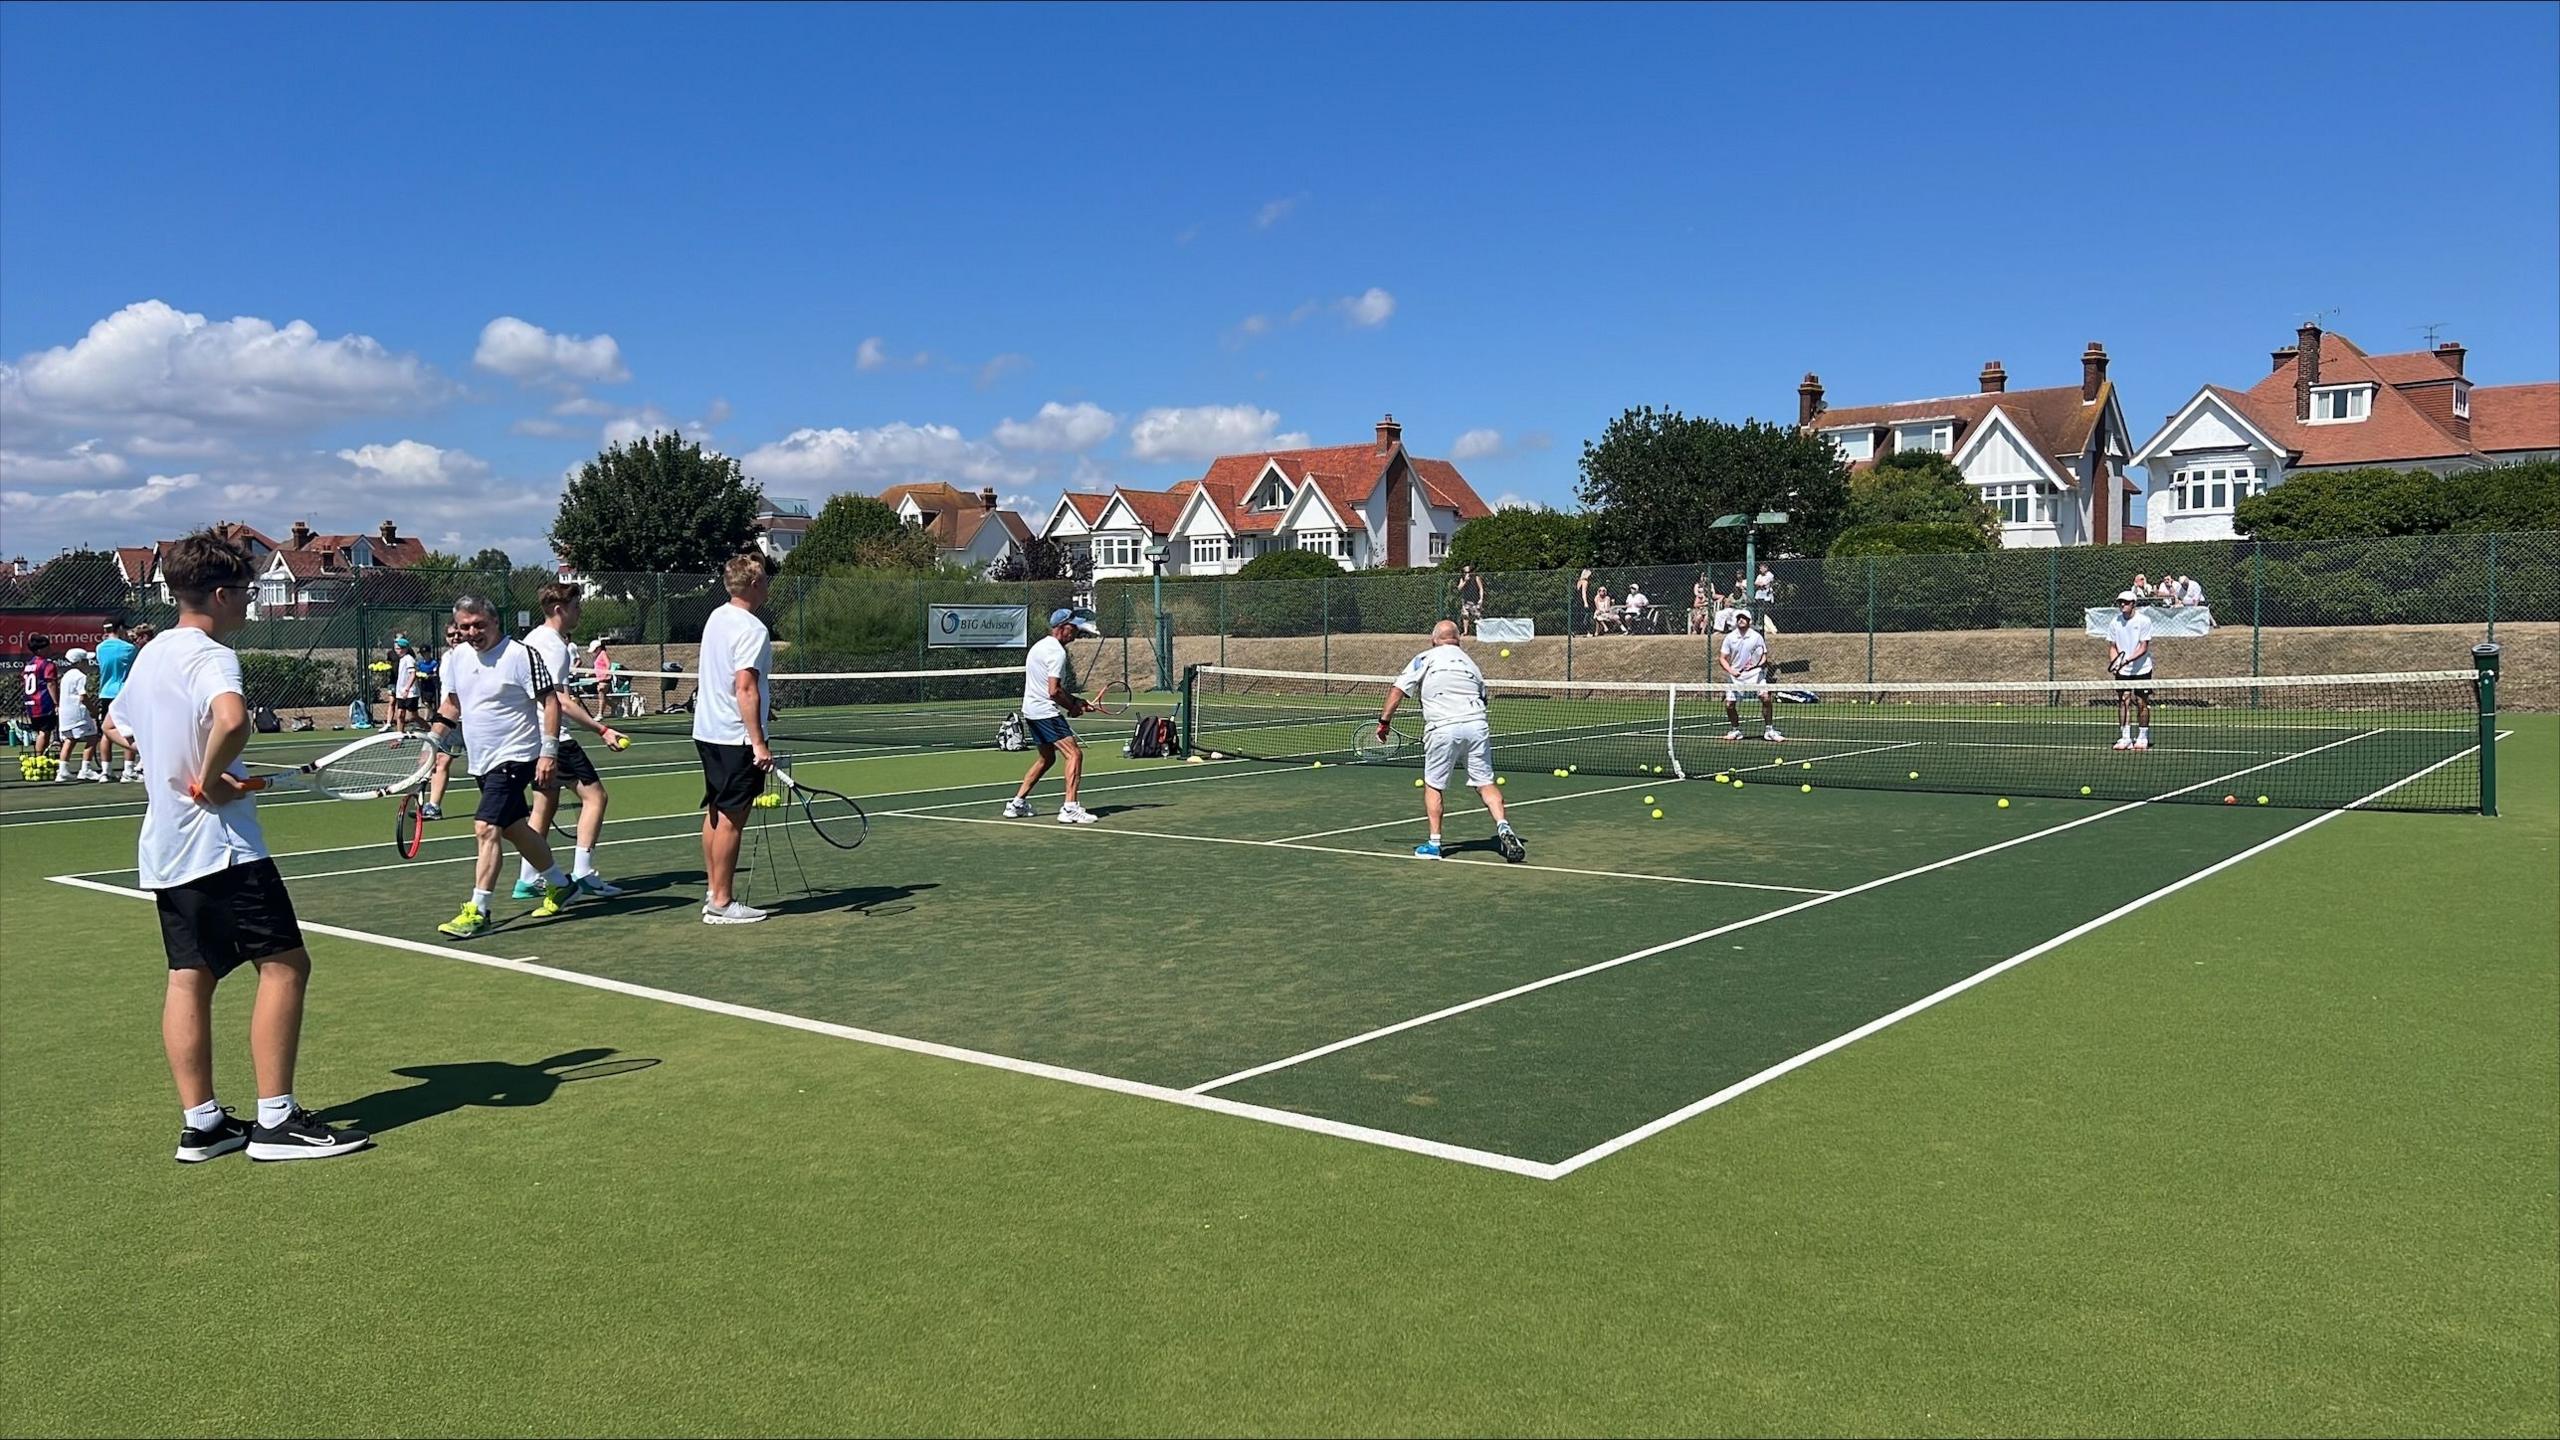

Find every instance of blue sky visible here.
[4,0,2554,563]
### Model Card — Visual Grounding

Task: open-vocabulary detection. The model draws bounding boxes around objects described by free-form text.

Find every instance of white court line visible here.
[881,809,1837,896]
[44,872,1555,1180]
[1182,727,2398,1096]
[1544,729,2514,1177]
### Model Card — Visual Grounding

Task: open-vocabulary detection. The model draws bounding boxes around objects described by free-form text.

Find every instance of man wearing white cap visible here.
[2106,589,2155,752]
[1002,607,1102,824]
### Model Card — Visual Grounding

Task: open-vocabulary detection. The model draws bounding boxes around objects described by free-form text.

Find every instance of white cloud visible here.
[602,407,680,447]
[552,394,616,417]
[993,401,1119,453]
[1493,492,1536,510]
[702,398,734,426]
[335,440,493,491]
[739,422,1035,489]
[1,471,204,528]
[1340,287,1396,328]
[0,299,446,434]
[1254,193,1305,229]
[856,337,931,373]
[1519,431,1554,452]
[1449,428,1503,460]
[508,417,580,439]
[976,353,1032,389]
[1127,405,1289,461]
[472,317,629,385]
[1271,431,1312,449]
[0,439,129,484]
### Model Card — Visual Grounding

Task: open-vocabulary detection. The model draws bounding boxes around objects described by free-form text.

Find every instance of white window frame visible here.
[2306,385,2373,423]
[1896,421,1954,454]
[1187,536,1229,567]
[1295,530,1345,559]
[2453,384,2471,419]
[1426,531,1449,563]
[1980,482,2051,526]
[1825,429,1874,462]
[1092,534,1140,568]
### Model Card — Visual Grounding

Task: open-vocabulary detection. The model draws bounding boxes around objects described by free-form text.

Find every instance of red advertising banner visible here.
[0,612,113,660]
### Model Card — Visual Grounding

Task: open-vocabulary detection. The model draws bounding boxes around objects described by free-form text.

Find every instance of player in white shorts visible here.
[1720,610,1783,742]
[1377,621,1524,863]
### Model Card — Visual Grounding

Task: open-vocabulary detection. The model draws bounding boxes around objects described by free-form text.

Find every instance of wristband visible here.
[539,738,560,759]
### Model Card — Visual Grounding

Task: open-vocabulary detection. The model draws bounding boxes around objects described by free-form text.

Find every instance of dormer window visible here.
[1826,429,1874,462]
[1896,422,1953,454]
[2453,383,2471,419]
[2308,385,2373,422]
[1252,476,1293,511]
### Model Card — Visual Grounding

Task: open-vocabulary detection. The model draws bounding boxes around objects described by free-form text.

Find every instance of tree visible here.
[1576,409,1850,564]
[989,536,1094,586]
[1442,506,1598,573]
[466,547,513,574]
[1827,521,1993,558]
[852,526,942,572]
[786,494,906,574]
[1235,548,1349,580]
[1841,451,1999,545]
[550,432,765,584]
[27,549,126,608]
[2235,460,2560,540]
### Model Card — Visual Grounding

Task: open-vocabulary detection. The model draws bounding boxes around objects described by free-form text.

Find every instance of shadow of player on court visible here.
[314,1047,660,1136]
[759,881,939,919]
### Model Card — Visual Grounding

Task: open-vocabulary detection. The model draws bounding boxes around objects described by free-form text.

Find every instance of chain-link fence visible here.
[8,531,2550,731]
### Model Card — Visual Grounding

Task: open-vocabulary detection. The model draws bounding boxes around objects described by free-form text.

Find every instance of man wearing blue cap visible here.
[1003,607,1102,824]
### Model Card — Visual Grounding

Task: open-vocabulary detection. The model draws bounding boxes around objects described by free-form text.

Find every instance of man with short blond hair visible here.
[695,551,777,924]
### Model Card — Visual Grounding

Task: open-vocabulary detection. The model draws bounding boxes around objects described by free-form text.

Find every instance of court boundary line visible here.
[43,872,1559,1180]
[1543,729,2512,1176]
[1182,726,2399,1095]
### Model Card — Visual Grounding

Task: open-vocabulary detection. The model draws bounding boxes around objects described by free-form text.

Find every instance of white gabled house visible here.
[1040,415,1492,577]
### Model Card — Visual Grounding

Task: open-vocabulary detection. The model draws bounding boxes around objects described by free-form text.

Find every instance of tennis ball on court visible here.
[1643,794,1655,805]
[1908,771,1920,780]
[1650,808,1664,819]
[1568,764,1579,774]
[1799,762,1811,770]
[1310,760,1323,768]
[2257,795,2269,805]
[1800,783,1812,793]
[1997,797,2010,809]
[1499,648,1512,658]
[2080,785,2092,796]
[1553,768,1567,778]
[1185,754,1204,765]
[1495,777,1506,786]
[1413,777,1425,788]
[1713,772,1730,784]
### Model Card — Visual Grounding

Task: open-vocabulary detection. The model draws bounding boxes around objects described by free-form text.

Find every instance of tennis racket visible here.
[393,791,427,859]
[230,730,446,801]
[1353,720,1414,762]
[1079,679,1133,717]
[769,758,868,850]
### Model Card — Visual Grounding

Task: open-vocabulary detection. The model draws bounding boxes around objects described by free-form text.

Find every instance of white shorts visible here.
[1725,668,1768,705]
[61,712,99,741]
[1422,721,1494,791]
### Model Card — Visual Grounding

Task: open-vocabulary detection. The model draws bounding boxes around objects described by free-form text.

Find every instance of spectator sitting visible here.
[1689,574,1711,634]
[2131,572,2151,602]
[2153,575,2178,604]
[1593,586,1624,635]
[1624,585,1651,630]
[2179,574,2204,607]
[1713,593,1746,635]
[1754,563,1776,606]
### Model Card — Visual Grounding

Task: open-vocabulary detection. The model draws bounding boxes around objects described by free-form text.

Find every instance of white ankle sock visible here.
[257,1094,296,1128]
[573,847,595,877]
[184,1098,225,1131]
[471,889,492,912]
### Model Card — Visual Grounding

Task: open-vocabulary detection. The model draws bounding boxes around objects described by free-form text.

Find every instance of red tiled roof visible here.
[944,505,1032,551]
[1108,488,1189,535]
[1299,472,1375,531]
[1061,492,1110,523]
[2471,383,2560,456]
[113,547,155,585]
[879,481,974,516]
[1812,383,2110,486]
[1174,441,1489,538]
[2227,333,2478,467]
[1409,458,1492,518]
[271,549,339,580]
[2364,350,2462,387]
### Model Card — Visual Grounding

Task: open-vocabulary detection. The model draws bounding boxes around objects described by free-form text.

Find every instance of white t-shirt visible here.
[1720,628,1769,679]
[113,627,269,890]
[1626,589,1650,610]
[395,654,418,699]
[1021,636,1068,721]
[2180,578,2204,606]
[1755,573,1776,601]
[692,602,773,746]
[522,625,577,739]
[1392,645,1490,731]
[443,638,550,770]
[1713,604,1745,634]
[2107,610,2156,677]
[58,668,96,736]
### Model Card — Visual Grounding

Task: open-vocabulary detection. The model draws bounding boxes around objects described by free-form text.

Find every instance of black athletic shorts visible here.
[696,740,766,813]
[553,736,601,787]
[2116,683,2156,703]
[155,858,304,978]
[28,711,57,736]
[394,695,420,714]
[474,759,539,828]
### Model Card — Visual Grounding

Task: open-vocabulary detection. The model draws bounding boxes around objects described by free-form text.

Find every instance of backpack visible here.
[1125,713,1175,759]
[996,711,1026,752]
[252,704,282,733]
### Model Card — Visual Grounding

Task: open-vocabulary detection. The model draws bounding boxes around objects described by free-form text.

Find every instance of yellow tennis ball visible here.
[2256,795,2269,805]
[1553,768,1567,778]
[1310,760,1323,768]
[1908,770,1919,779]
[1800,783,1811,793]
[2080,786,2092,796]
[1713,772,1729,783]
[1997,797,2010,809]
[1499,648,1511,658]
[1643,794,1655,805]
[1731,779,1744,788]
[1495,777,1506,786]
[1799,762,1811,770]
[1650,808,1664,819]
[1413,777,1424,787]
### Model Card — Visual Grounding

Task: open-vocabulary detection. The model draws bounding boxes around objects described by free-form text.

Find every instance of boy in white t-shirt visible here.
[2106,589,2155,751]
[113,531,371,1163]
[52,648,105,782]
[694,553,778,925]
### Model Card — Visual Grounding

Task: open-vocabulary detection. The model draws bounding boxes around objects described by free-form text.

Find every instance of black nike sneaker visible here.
[1497,828,1526,864]
[246,1108,375,1163]
[175,1107,253,1164]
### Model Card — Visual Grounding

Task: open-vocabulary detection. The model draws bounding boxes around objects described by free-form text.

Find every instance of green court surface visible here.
[1,715,2552,1435]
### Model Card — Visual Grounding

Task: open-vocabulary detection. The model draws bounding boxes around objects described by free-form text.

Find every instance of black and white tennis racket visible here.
[769,757,868,850]
[232,730,446,801]
[1353,720,1414,762]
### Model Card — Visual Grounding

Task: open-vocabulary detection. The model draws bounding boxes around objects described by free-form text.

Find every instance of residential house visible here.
[1040,415,1493,579]
[753,496,815,562]
[2133,326,2560,542]
[1800,345,2143,547]
[145,524,278,606]
[879,482,1035,573]
[254,520,430,617]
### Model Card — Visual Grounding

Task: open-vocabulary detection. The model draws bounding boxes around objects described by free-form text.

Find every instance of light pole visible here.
[1710,510,1790,624]
[1143,543,1172,693]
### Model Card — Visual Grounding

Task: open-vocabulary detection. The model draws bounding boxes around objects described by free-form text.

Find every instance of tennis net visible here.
[592,667,1024,751]
[1182,664,2494,813]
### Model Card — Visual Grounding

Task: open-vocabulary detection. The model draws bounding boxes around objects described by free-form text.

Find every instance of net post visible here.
[1664,686,1685,779]
[1217,581,1226,669]
[2474,642,2500,817]
[1179,663,1200,754]
[2044,548,2057,687]
[2249,540,2263,707]
[1864,558,1876,685]
[2485,532,2498,645]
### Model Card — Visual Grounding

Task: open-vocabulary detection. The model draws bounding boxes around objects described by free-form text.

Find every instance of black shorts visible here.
[696,740,767,813]
[156,859,304,978]
[474,759,539,828]
[394,695,421,714]
[553,737,601,787]
[28,712,57,736]
[2117,686,2154,702]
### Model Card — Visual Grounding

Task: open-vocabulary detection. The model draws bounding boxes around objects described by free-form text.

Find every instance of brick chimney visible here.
[2270,344,2299,373]
[378,520,398,546]
[2434,341,2466,376]
[2294,323,2322,420]
[1374,413,1401,454]
[2080,342,2108,402]
[978,487,997,510]
[1798,373,1825,427]
[289,520,314,549]
[1978,360,2007,394]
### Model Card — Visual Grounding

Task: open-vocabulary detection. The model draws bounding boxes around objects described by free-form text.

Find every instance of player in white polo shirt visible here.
[429,595,577,938]
[2107,588,2155,751]
[1378,620,1524,862]
[1720,610,1783,742]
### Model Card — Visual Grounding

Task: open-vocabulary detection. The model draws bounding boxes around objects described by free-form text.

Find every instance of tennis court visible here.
[29,657,2509,1177]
